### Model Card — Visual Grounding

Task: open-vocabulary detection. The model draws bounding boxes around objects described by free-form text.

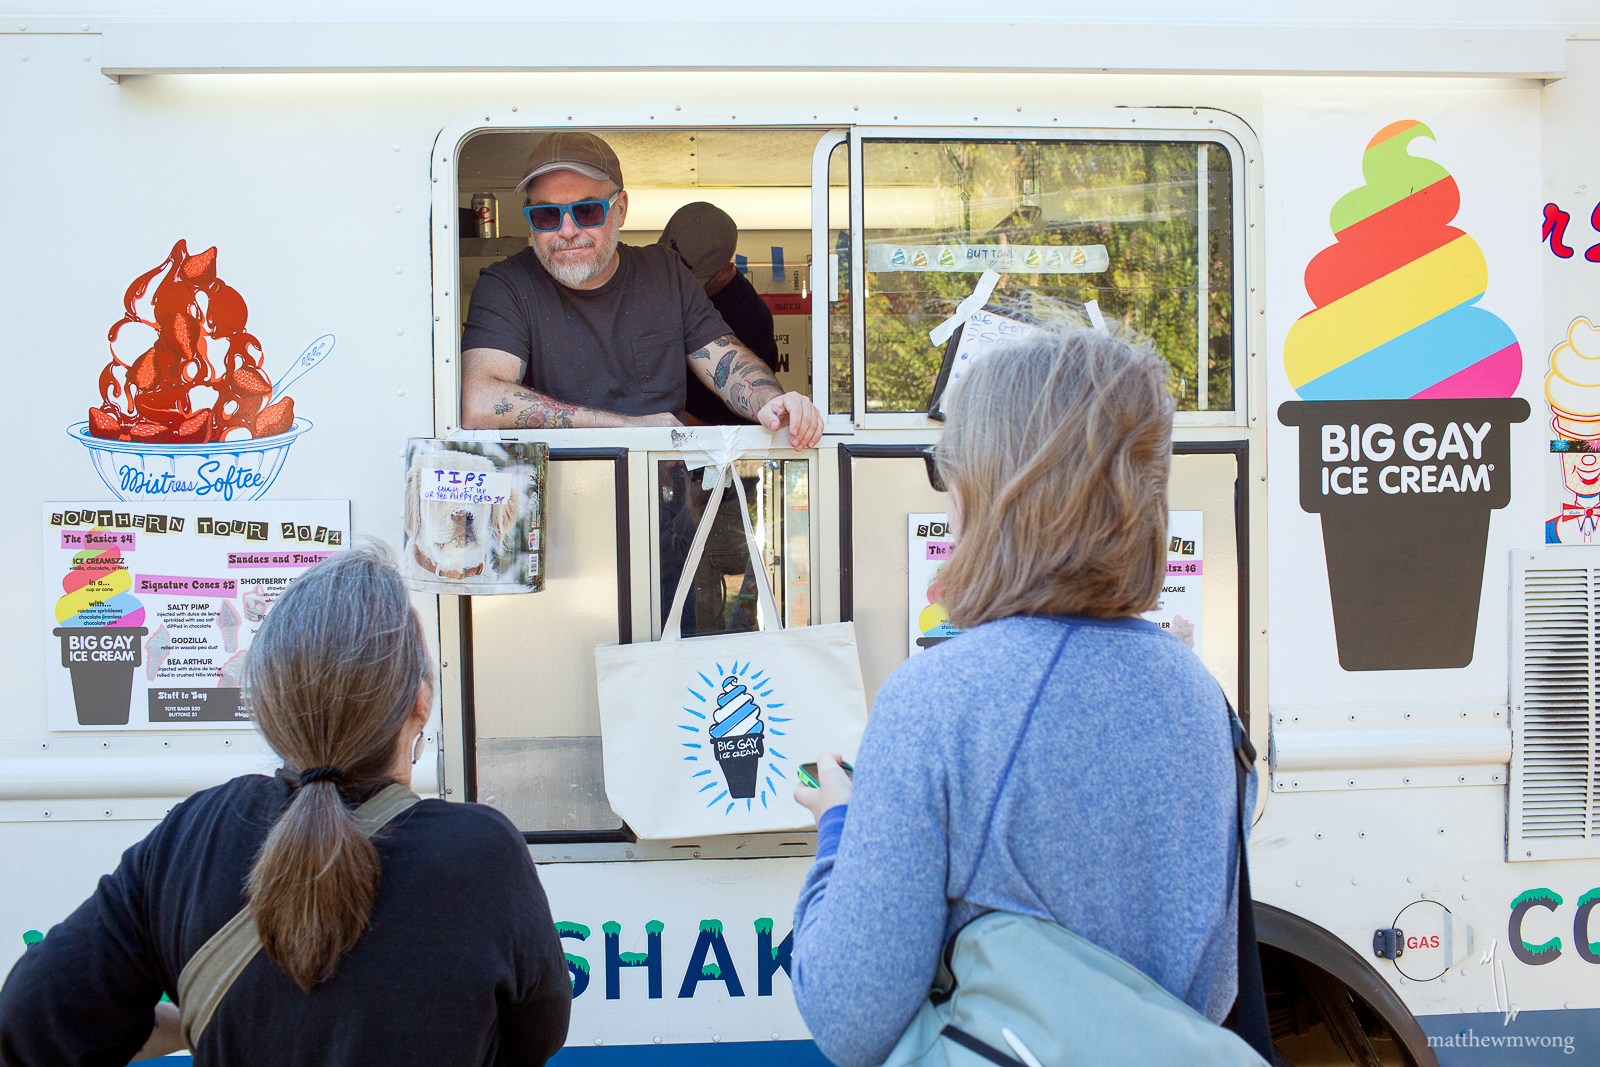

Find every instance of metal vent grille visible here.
[1511,551,1600,861]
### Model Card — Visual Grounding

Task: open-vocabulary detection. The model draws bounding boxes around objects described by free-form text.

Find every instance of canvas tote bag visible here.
[595,462,867,839]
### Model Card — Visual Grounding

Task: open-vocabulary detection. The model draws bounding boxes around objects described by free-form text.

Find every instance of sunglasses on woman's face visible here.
[923,446,946,493]
[523,191,622,232]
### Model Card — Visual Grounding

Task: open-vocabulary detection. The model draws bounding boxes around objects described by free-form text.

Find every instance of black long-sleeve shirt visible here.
[0,773,570,1067]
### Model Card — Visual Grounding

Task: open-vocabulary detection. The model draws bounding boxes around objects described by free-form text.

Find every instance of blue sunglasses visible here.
[523,191,622,232]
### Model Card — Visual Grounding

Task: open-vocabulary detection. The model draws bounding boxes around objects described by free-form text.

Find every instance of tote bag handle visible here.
[661,464,782,643]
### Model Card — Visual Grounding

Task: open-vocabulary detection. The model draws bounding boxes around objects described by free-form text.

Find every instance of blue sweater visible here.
[792,615,1253,1067]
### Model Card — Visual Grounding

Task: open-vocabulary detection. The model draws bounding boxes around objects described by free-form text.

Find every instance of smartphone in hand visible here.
[797,760,854,789]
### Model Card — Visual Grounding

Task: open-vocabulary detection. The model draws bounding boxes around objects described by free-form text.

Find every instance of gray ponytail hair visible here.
[244,542,433,989]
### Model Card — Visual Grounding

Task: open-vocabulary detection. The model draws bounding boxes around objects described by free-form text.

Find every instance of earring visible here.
[412,730,426,765]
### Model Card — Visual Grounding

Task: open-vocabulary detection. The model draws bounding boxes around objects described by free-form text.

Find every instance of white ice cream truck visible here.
[5,3,1600,1065]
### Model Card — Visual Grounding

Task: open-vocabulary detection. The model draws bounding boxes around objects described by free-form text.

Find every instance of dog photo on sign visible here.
[402,439,547,595]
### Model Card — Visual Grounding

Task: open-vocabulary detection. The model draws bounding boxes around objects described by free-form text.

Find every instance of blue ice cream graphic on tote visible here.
[681,663,790,812]
[711,675,765,798]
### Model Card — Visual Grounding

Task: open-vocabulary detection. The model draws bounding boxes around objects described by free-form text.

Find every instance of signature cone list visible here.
[1278,120,1528,671]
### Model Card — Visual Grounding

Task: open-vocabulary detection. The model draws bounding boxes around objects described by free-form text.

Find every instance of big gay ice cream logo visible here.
[1277,120,1529,671]
[53,533,148,725]
[681,662,791,811]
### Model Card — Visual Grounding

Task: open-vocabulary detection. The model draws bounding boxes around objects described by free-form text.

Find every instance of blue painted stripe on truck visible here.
[143,1041,834,1066]
[552,1039,832,1067]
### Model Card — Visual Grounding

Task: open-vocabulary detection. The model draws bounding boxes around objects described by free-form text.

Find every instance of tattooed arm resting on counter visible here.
[687,334,824,449]
[460,347,682,430]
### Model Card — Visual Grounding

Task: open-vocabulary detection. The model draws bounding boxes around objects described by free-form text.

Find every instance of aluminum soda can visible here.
[471,192,498,239]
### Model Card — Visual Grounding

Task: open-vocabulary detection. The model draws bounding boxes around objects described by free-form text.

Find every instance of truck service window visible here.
[456,128,824,427]
[858,138,1235,414]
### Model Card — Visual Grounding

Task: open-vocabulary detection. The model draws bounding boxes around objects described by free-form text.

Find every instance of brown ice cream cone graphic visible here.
[54,626,148,726]
[1279,399,1528,670]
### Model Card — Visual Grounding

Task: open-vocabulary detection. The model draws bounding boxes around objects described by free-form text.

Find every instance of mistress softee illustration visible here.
[69,240,323,501]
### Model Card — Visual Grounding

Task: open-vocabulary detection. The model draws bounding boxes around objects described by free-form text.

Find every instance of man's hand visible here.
[758,391,824,449]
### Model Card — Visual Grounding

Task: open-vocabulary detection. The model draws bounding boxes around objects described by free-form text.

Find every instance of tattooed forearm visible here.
[712,351,738,389]
[723,353,783,416]
[688,334,738,362]
[509,389,577,429]
[690,337,784,418]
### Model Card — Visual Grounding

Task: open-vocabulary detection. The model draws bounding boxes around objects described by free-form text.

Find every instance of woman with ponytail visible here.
[0,545,570,1066]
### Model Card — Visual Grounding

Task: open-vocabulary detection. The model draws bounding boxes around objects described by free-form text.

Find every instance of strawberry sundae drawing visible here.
[68,240,322,501]
[241,584,271,622]
[1277,120,1528,671]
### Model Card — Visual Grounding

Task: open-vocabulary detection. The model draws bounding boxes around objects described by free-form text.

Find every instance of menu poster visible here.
[908,510,1204,657]
[908,513,961,656]
[1147,511,1204,654]
[43,501,350,731]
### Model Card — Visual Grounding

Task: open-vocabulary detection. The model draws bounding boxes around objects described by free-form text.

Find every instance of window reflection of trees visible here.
[854,140,1234,414]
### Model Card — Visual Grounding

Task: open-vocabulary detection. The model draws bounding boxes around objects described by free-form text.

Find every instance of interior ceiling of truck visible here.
[459,128,822,189]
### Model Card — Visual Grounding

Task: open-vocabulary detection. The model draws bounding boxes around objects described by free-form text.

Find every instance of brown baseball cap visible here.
[658,202,739,283]
[515,132,624,193]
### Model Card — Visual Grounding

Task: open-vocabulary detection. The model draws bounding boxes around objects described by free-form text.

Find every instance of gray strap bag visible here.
[880,627,1271,1067]
[175,782,421,1050]
[880,910,1268,1067]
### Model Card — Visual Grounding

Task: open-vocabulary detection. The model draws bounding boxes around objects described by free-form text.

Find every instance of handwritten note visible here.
[936,309,1041,414]
[422,469,513,506]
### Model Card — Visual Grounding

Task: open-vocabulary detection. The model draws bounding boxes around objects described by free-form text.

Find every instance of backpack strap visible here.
[176,782,421,1050]
[1225,698,1274,1063]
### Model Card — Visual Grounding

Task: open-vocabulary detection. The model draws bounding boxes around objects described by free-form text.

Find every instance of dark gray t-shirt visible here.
[461,243,731,417]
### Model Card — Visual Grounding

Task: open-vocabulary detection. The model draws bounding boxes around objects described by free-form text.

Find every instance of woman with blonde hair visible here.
[0,545,570,1066]
[793,317,1257,1065]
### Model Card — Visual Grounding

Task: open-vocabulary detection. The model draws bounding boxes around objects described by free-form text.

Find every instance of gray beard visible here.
[533,230,619,287]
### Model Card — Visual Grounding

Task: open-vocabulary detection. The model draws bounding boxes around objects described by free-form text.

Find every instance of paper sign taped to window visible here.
[934,308,1042,415]
[867,243,1107,274]
[420,469,513,507]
